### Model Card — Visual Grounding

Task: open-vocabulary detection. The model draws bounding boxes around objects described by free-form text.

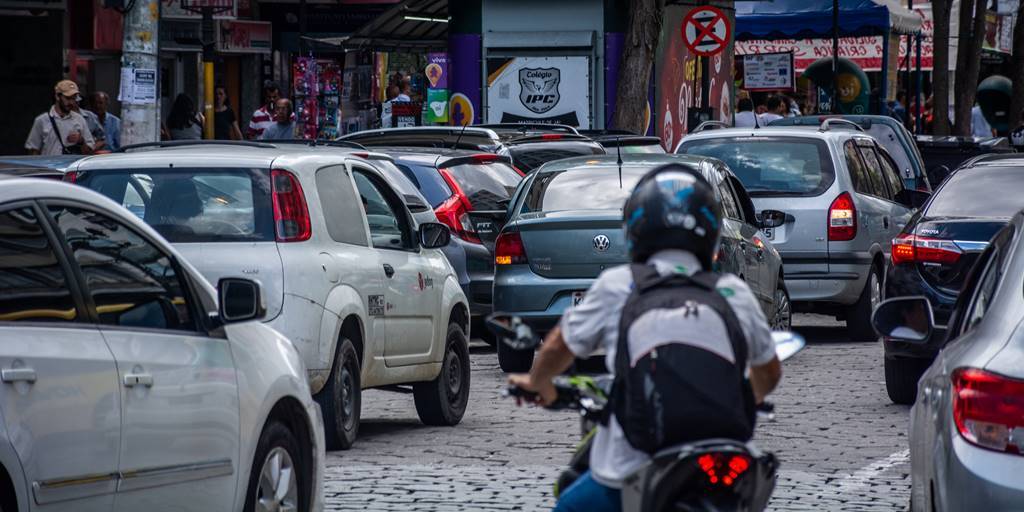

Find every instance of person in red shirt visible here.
[247,81,284,140]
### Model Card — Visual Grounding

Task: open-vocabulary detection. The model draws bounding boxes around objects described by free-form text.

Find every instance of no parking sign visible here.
[681,6,731,57]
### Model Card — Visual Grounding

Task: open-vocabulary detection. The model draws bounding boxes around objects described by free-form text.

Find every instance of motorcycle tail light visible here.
[952,367,1024,455]
[696,453,751,487]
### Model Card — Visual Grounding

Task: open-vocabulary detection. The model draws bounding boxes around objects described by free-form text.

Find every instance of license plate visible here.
[571,291,586,308]
[761,228,774,239]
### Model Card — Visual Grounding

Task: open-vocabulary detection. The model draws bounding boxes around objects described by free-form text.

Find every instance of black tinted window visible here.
[445,163,522,210]
[877,148,906,197]
[395,163,452,208]
[0,207,78,322]
[845,141,873,195]
[856,143,889,199]
[678,137,834,196]
[315,166,369,246]
[927,167,1024,218]
[522,167,645,213]
[509,144,605,172]
[353,171,413,250]
[49,205,196,331]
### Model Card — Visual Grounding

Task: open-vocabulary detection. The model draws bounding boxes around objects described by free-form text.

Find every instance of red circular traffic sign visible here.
[681,6,731,57]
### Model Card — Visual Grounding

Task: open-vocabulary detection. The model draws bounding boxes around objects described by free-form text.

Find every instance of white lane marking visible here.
[831,449,911,495]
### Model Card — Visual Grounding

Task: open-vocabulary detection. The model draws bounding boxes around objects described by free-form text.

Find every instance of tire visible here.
[846,265,882,341]
[473,317,497,347]
[770,282,792,331]
[885,357,929,405]
[314,338,360,450]
[414,323,471,426]
[243,420,310,512]
[497,338,534,373]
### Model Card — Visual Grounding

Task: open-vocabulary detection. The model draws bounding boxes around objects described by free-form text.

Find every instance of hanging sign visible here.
[486,56,591,127]
[742,52,794,91]
[681,6,730,57]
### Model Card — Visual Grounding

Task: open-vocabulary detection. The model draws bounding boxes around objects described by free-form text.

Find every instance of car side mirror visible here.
[894,189,931,209]
[872,296,935,344]
[758,209,787,229]
[419,222,451,248]
[218,278,266,324]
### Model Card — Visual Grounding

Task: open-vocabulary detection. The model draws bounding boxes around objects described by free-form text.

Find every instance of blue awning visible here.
[735,0,923,40]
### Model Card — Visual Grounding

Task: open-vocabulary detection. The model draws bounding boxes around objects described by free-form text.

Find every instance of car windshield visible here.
[509,143,605,172]
[521,167,646,213]
[394,162,453,208]
[677,136,834,196]
[927,166,1024,218]
[445,162,522,210]
[77,167,275,243]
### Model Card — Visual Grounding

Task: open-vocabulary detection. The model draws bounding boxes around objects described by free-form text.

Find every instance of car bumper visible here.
[940,435,1024,510]
[493,265,593,336]
[883,263,958,360]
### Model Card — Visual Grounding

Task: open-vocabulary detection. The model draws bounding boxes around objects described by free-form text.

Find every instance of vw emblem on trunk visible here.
[593,235,611,252]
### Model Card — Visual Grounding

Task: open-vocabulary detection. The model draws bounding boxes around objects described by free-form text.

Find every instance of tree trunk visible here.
[612,0,665,134]
[932,0,952,135]
[953,0,988,136]
[1008,2,1024,133]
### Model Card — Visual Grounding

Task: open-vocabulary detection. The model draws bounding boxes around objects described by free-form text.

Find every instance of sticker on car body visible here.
[368,295,385,316]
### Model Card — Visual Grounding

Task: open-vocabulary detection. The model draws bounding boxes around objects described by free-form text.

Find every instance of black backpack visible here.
[609,264,756,454]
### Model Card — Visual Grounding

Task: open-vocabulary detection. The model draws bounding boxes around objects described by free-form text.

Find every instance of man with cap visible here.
[25,80,96,156]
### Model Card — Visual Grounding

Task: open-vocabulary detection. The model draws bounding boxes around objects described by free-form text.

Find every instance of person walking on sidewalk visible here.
[25,80,96,156]
[92,91,121,151]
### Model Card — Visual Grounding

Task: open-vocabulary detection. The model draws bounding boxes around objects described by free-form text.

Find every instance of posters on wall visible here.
[118,68,157,105]
[742,52,793,91]
[486,56,591,127]
[426,52,449,124]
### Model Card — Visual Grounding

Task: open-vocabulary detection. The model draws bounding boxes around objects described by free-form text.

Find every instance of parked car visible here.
[883,154,1024,404]
[914,135,1015,186]
[873,214,1024,511]
[677,120,929,340]
[578,129,667,154]
[490,153,789,372]
[0,177,325,512]
[68,141,471,451]
[0,154,88,179]
[339,126,504,152]
[497,132,606,173]
[769,114,932,191]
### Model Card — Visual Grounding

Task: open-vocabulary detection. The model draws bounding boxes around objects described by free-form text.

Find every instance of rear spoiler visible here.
[506,133,594,144]
[436,153,513,169]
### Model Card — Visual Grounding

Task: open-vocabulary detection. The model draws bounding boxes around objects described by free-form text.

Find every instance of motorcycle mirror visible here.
[772,331,806,362]
[485,313,541,351]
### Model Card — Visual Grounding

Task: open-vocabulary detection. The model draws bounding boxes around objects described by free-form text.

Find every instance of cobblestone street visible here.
[324,314,911,511]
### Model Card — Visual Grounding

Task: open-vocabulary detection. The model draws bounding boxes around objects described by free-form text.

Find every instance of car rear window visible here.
[394,163,452,208]
[677,136,834,196]
[927,166,1024,218]
[78,167,275,243]
[509,143,606,172]
[445,162,522,210]
[620,143,666,154]
[521,167,646,213]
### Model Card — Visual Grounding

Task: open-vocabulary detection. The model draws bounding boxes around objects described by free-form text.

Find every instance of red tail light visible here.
[62,171,79,183]
[271,169,311,242]
[512,164,526,176]
[435,168,480,244]
[891,233,962,265]
[495,232,528,265]
[470,153,499,164]
[540,133,563,140]
[828,192,856,241]
[696,453,752,487]
[952,368,1024,455]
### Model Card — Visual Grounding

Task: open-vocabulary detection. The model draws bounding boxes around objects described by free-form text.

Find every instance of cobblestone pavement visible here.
[323,314,911,511]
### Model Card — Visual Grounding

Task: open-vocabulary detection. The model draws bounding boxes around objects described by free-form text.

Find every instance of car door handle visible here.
[383,263,395,278]
[123,373,154,388]
[1,368,37,383]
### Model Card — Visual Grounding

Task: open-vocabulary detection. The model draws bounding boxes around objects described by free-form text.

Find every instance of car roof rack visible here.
[117,140,277,152]
[819,118,865,132]
[692,121,731,133]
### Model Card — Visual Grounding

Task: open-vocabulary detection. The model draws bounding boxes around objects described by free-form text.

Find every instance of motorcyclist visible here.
[508,163,783,512]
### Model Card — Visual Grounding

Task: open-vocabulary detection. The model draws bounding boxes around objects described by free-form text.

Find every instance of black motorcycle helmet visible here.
[623,163,721,268]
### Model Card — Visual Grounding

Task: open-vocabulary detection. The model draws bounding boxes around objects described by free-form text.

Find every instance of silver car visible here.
[873,212,1024,511]
[0,177,324,512]
[678,120,927,340]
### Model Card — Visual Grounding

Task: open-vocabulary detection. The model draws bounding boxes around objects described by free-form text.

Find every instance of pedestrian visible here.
[92,91,120,151]
[971,104,996,138]
[260,99,297,140]
[164,93,204,140]
[887,91,907,123]
[396,83,412,102]
[1010,108,1024,148]
[758,95,786,124]
[733,97,761,128]
[247,81,290,139]
[25,79,96,156]
[214,85,243,140]
[72,98,107,151]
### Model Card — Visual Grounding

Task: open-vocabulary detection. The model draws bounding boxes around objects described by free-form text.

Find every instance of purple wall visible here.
[448,33,483,125]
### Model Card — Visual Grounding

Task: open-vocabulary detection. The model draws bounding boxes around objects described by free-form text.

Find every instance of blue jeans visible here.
[553,470,621,512]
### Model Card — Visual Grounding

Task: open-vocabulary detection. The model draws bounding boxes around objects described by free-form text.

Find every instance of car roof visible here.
[960,153,1024,168]
[69,141,370,172]
[338,126,502,151]
[367,147,492,166]
[769,114,904,129]
[680,126,863,145]
[535,153,709,173]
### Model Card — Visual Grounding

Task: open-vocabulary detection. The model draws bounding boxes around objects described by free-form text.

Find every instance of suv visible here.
[68,141,471,450]
[677,120,929,339]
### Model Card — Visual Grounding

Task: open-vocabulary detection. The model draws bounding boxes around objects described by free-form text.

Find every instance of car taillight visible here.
[271,169,311,242]
[495,232,527,265]
[540,133,563,140]
[952,368,1024,455]
[891,233,962,265]
[62,171,79,183]
[696,453,751,487]
[470,153,499,164]
[828,192,856,241]
[435,168,481,244]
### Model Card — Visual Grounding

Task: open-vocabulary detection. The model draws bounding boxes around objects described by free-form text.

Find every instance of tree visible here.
[612,0,665,134]
[931,0,953,135]
[1009,2,1024,133]
[952,0,989,136]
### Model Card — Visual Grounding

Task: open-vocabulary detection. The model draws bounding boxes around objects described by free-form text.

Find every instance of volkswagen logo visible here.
[593,234,611,252]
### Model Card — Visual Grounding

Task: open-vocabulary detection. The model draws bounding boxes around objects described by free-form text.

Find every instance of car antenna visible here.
[451,122,469,152]
[616,136,624,188]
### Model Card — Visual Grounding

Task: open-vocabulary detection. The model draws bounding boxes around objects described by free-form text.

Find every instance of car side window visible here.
[0,206,79,323]
[856,142,890,199]
[844,140,872,195]
[352,170,414,251]
[718,179,742,221]
[316,166,369,246]
[957,227,1014,335]
[47,205,198,332]
[876,147,906,199]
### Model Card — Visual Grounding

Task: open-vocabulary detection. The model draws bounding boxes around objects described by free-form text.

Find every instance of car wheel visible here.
[414,323,471,426]
[845,266,882,341]
[243,420,309,512]
[885,357,929,405]
[770,283,792,331]
[497,338,534,373]
[314,338,360,450]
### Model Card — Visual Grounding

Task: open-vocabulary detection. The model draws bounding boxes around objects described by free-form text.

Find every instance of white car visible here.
[69,141,472,450]
[0,178,324,512]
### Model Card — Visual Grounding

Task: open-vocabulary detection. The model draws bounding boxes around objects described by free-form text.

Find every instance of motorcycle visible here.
[486,314,806,512]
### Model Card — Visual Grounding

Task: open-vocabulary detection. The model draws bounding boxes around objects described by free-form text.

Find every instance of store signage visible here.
[217,20,271,54]
[736,37,933,73]
[162,0,237,20]
[426,53,448,89]
[742,52,793,91]
[681,6,730,57]
[487,56,590,127]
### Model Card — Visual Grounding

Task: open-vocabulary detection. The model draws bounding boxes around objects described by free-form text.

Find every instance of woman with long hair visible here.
[214,85,243,140]
[164,93,204,140]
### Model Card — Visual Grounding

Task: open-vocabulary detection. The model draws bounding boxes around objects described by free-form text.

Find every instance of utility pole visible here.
[832,0,840,114]
[121,0,160,145]
[201,8,215,139]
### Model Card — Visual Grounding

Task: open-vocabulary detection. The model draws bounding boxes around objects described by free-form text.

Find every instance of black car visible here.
[883,153,1024,404]
[579,129,667,154]
[914,135,1015,186]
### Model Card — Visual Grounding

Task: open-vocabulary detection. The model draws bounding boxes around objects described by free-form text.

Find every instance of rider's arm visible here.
[749,356,781,403]
[525,326,576,405]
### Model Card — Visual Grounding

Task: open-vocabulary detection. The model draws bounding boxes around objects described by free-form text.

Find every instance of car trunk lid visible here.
[913,217,1007,295]
[517,211,627,279]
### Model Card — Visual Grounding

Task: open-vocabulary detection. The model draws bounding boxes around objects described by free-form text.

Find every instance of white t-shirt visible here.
[734,111,761,128]
[759,113,783,125]
[972,106,994,138]
[560,249,777,488]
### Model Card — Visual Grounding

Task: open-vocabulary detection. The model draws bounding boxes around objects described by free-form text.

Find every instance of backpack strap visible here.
[48,115,69,154]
